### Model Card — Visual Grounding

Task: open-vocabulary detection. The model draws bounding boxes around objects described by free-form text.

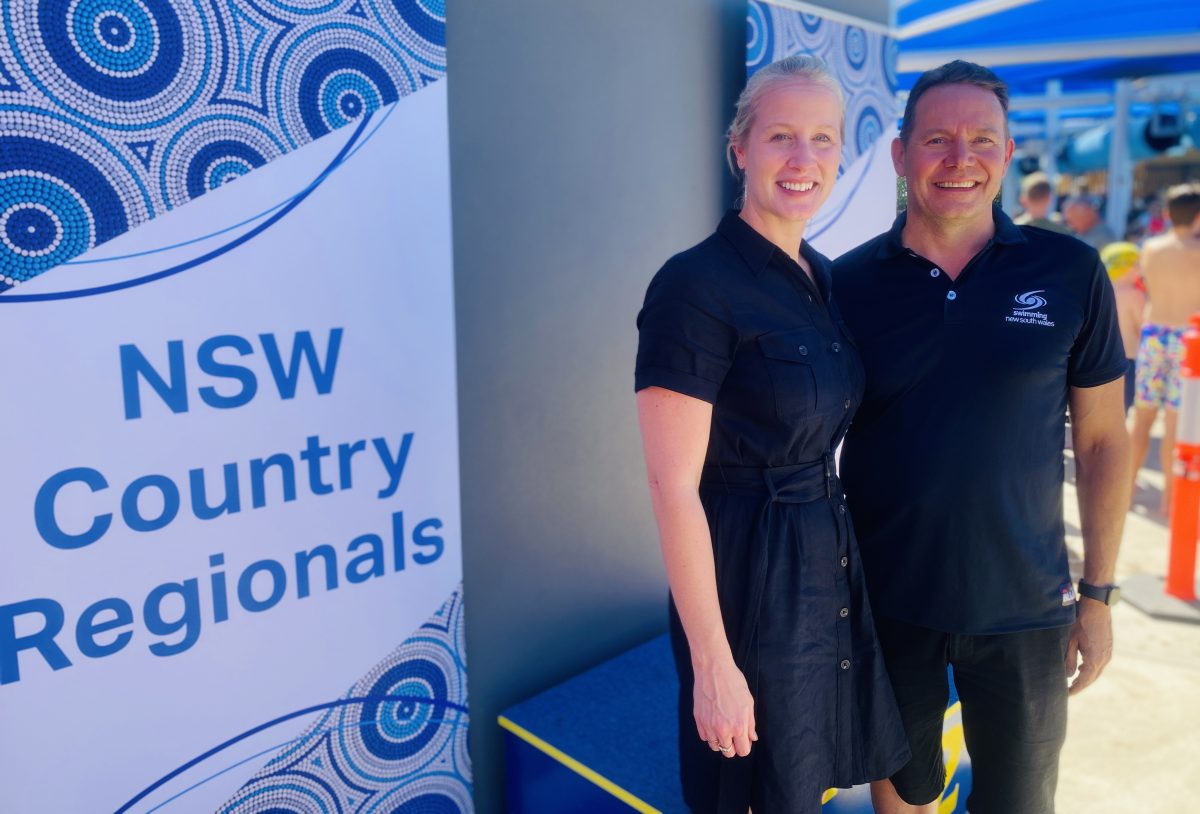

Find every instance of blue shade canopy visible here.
[896,0,1200,94]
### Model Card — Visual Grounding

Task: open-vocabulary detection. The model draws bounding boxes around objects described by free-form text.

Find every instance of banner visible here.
[0,2,469,812]
[747,0,899,259]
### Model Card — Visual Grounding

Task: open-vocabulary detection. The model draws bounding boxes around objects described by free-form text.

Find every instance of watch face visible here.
[1081,582,1120,605]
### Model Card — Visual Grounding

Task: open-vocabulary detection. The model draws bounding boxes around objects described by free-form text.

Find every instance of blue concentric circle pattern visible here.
[0,133,134,281]
[0,0,445,290]
[746,0,897,176]
[216,587,470,814]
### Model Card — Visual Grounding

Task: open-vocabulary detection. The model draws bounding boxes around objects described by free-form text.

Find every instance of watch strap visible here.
[1078,580,1119,605]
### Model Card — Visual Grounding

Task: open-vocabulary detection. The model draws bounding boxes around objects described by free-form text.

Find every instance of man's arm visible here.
[1067,377,1131,695]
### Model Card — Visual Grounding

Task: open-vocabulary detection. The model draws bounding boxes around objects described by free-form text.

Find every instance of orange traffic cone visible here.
[1166,314,1200,601]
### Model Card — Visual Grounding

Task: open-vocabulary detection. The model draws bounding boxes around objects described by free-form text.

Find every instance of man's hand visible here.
[1065,597,1114,695]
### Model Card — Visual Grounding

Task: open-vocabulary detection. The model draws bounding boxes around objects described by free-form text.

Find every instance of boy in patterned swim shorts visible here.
[1135,325,1184,411]
[1130,183,1200,515]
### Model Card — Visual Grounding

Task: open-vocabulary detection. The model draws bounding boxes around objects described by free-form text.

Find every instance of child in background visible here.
[1129,184,1200,514]
[1101,241,1146,415]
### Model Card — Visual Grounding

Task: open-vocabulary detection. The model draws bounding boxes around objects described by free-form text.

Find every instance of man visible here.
[834,61,1130,814]
[1014,171,1069,234]
[1063,193,1116,250]
[1129,183,1200,515]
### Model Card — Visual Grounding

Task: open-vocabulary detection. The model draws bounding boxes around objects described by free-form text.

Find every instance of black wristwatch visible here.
[1078,580,1121,606]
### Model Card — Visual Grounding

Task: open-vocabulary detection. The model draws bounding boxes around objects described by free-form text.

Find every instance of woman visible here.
[634,56,908,813]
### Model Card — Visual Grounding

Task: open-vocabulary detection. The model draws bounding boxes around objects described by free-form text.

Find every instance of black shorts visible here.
[874,616,1072,814]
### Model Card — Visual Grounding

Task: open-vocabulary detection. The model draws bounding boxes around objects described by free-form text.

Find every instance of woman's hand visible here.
[693,656,757,758]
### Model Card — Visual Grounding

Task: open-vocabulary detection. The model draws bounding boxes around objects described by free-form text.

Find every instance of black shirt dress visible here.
[635,212,909,813]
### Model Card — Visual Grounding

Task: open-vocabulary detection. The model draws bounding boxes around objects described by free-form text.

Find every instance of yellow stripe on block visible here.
[498,715,663,814]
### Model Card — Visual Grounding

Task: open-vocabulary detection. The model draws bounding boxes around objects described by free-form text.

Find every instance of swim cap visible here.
[1101,241,1139,281]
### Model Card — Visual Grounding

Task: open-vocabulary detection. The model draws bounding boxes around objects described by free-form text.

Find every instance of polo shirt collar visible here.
[717,210,832,300]
[718,210,777,275]
[874,203,1028,260]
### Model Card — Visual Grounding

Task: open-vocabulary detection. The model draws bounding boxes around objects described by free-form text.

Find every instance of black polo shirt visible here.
[833,206,1127,634]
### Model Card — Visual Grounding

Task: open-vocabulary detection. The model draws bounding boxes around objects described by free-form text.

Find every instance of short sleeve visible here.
[635,261,738,403]
[1068,258,1129,388]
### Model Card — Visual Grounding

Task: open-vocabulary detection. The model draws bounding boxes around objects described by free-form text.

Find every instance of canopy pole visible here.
[1044,80,1061,210]
[1107,79,1133,239]
[1002,156,1020,214]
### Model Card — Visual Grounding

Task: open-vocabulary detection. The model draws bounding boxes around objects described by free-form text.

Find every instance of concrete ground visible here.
[1057,421,1200,812]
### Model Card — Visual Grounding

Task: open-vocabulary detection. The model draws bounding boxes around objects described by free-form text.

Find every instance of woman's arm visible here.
[637,386,757,758]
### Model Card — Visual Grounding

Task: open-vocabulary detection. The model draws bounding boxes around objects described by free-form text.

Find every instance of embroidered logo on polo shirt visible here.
[1005,290,1055,327]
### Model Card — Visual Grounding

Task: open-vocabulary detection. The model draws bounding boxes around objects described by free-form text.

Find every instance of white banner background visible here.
[0,81,465,813]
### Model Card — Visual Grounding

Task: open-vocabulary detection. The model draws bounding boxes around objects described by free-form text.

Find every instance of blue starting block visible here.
[500,634,971,813]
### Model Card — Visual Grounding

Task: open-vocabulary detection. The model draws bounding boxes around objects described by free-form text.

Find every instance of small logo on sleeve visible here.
[1060,581,1077,606]
[1006,290,1055,327]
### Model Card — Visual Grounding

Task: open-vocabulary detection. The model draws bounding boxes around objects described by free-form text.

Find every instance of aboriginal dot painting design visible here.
[747,0,896,176]
[220,585,470,813]
[0,0,445,290]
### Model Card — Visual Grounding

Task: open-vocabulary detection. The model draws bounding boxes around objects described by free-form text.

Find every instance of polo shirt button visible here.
[946,290,957,301]
[839,607,849,618]
[840,556,849,567]
[831,342,841,352]
[840,659,851,670]
[930,268,941,277]
[798,345,808,355]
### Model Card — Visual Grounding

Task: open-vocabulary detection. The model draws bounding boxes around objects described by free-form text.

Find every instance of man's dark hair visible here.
[1166,182,1200,227]
[899,60,1010,144]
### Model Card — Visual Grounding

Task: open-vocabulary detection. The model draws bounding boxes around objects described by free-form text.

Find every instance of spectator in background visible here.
[1100,241,1146,413]
[1014,172,1069,234]
[1140,194,1170,238]
[1130,183,1200,515]
[1064,194,1117,250]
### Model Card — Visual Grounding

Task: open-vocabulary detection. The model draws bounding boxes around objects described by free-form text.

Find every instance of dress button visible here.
[838,504,846,514]
[843,399,851,410]
[840,556,849,567]
[808,294,815,303]
[798,345,808,355]
[930,268,941,277]
[840,659,851,670]
[946,290,957,301]
[831,342,841,353]
[839,608,850,618]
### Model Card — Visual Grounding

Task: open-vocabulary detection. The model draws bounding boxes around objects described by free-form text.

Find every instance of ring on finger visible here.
[718,743,733,754]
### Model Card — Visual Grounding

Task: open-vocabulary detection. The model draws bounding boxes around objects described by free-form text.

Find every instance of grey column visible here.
[447,1,744,810]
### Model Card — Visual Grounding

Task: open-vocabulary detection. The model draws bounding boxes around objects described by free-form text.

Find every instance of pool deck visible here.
[1058,422,1200,813]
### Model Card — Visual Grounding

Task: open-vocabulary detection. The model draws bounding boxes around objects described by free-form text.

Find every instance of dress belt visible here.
[700,453,837,502]
[697,453,840,671]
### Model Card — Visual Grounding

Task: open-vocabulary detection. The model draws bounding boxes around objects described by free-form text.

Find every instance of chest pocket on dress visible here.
[757,327,840,422]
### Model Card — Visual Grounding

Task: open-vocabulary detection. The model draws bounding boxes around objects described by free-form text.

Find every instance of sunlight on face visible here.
[893,83,1014,228]
[733,79,843,243]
